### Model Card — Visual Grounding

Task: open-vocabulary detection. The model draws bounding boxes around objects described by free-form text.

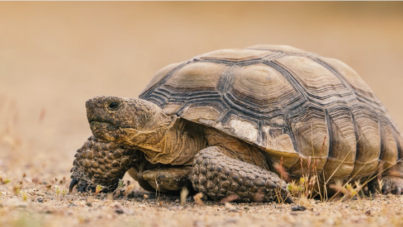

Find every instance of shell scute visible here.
[230,64,300,109]
[200,48,272,61]
[276,56,354,106]
[289,104,329,175]
[164,62,225,92]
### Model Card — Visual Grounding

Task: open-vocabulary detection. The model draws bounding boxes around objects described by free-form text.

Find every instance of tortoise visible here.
[69,45,403,202]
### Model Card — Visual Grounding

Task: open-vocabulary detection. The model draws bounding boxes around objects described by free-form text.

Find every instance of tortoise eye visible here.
[108,102,119,110]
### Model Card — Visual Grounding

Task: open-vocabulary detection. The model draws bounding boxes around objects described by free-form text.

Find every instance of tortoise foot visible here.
[369,176,403,195]
[191,146,293,203]
[381,176,403,195]
[69,168,97,193]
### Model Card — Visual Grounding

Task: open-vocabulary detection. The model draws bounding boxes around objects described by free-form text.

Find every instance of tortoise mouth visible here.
[89,119,112,125]
[89,121,120,141]
[89,120,116,129]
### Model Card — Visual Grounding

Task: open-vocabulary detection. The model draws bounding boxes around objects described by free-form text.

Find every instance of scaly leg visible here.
[191,146,293,203]
[70,136,136,192]
[70,136,191,193]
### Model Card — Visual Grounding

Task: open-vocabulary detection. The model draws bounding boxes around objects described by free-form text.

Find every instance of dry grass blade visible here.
[94,185,103,195]
[273,157,289,182]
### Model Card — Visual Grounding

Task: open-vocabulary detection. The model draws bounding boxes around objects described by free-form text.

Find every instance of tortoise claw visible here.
[69,178,79,193]
[69,175,95,193]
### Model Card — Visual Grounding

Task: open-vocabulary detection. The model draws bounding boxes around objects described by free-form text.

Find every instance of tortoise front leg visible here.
[70,136,136,193]
[191,146,293,203]
[70,137,189,193]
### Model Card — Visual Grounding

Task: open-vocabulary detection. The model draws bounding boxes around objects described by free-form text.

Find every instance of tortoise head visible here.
[86,96,174,145]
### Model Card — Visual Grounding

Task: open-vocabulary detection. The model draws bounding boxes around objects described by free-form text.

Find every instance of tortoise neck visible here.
[123,117,207,165]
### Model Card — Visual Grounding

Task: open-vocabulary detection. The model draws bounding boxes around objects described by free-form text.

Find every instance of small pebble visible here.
[169,206,184,211]
[224,203,238,212]
[113,202,125,214]
[224,217,239,224]
[194,220,205,227]
[291,205,306,211]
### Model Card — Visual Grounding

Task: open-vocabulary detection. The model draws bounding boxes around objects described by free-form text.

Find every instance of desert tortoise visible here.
[70,45,403,202]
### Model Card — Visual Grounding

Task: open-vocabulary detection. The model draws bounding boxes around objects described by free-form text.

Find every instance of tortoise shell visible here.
[139,45,403,181]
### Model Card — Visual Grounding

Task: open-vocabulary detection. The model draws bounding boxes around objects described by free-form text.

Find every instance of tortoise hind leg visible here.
[368,176,403,195]
[191,146,292,203]
[369,163,403,195]
[380,176,403,195]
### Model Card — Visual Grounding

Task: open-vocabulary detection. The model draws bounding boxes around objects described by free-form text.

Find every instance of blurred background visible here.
[0,2,402,180]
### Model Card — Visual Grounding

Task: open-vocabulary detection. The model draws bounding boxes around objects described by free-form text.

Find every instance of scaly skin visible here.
[70,136,136,192]
[192,147,291,203]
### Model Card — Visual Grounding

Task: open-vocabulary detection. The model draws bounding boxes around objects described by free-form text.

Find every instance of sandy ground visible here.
[1,2,403,227]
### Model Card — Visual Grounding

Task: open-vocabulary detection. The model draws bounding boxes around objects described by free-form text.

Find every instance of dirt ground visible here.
[1,2,403,227]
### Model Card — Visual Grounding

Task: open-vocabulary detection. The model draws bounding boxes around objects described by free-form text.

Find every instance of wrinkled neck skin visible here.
[121,116,206,166]
[122,116,207,165]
